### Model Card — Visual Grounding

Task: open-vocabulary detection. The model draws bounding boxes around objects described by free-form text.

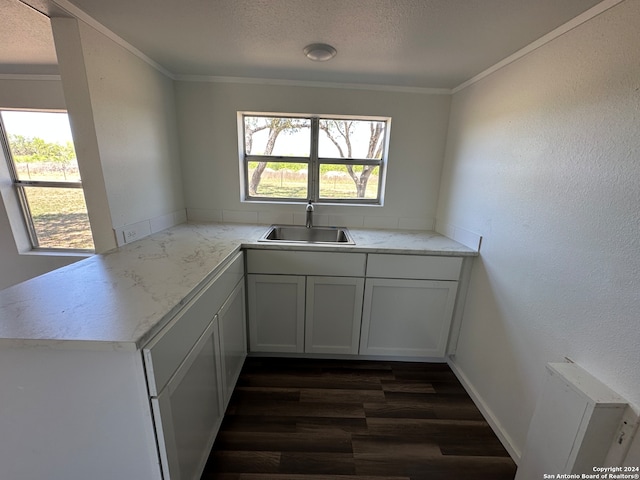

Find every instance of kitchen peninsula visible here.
[0,222,476,480]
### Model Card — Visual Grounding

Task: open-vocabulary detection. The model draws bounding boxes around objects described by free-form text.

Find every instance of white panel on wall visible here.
[516,363,628,478]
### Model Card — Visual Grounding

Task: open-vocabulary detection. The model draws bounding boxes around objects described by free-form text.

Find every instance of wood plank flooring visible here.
[201,357,516,480]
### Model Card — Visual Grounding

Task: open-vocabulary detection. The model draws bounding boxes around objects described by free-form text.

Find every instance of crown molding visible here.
[452,0,626,94]
[173,74,452,95]
[50,0,175,79]
[21,0,624,96]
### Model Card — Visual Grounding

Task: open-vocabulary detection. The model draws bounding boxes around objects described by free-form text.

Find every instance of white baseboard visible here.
[447,356,522,464]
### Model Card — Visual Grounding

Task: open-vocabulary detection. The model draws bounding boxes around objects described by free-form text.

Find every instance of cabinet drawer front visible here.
[144,252,244,396]
[366,254,462,280]
[247,250,366,276]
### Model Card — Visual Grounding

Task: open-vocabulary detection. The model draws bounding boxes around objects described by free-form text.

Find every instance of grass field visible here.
[252,168,379,199]
[13,163,94,250]
[25,187,94,250]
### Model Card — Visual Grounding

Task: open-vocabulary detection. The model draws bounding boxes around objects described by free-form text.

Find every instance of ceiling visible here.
[2,0,604,89]
[0,0,59,75]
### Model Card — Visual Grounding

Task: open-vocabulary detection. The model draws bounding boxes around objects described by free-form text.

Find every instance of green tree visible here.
[320,120,384,197]
[245,117,309,196]
[7,134,76,180]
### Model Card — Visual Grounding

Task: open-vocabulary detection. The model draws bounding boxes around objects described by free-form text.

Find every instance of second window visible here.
[240,113,390,204]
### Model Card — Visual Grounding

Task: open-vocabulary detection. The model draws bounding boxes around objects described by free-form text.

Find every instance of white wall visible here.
[53,18,185,251]
[437,0,640,464]
[0,77,66,110]
[0,77,85,290]
[175,81,450,230]
[0,18,186,290]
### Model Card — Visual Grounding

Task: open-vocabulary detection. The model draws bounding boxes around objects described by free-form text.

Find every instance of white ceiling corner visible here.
[2,0,610,90]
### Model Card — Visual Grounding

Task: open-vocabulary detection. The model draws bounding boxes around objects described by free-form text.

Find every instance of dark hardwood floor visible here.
[201,357,516,480]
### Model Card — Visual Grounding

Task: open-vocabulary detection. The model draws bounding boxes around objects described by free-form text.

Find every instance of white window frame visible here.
[0,109,93,253]
[238,112,391,205]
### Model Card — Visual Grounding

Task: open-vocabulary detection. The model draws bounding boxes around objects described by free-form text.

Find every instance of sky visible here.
[0,110,74,145]
[247,116,387,159]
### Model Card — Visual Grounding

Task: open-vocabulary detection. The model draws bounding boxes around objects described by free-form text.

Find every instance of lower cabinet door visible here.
[218,281,247,408]
[360,278,458,357]
[151,317,223,480]
[247,274,305,353]
[305,276,365,354]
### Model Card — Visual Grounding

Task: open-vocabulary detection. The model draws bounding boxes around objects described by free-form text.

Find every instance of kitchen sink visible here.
[259,225,355,244]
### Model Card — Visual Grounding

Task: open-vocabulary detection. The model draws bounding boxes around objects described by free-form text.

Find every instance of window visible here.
[0,110,94,251]
[239,113,391,204]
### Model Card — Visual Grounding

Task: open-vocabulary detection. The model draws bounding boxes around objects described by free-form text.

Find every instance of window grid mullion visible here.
[310,117,319,201]
[244,155,310,164]
[16,180,83,189]
[318,158,381,166]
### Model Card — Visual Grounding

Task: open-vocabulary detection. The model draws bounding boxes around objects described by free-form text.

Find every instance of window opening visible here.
[240,113,390,204]
[0,110,94,251]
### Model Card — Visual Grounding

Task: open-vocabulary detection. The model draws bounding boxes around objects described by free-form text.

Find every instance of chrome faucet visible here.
[305,200,314,228]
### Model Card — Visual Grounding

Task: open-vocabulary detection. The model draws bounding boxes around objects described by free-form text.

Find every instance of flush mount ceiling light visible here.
[303,43,337,62]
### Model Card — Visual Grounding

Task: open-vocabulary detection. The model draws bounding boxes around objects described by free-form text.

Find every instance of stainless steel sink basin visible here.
[259,225,355,244]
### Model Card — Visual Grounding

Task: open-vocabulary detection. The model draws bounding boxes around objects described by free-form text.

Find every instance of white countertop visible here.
[0,223,476,351]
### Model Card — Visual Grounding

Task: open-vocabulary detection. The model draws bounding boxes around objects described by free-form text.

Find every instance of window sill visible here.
[20,249,94,259]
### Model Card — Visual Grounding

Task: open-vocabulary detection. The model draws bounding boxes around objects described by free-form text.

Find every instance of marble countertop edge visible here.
[0,337,139,352]
[0,222,477,350]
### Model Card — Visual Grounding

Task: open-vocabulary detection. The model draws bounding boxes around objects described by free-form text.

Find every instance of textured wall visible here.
[75,21,185,231]
[53,17,185,251]
[438,0,640,462]
[175,81,450,230]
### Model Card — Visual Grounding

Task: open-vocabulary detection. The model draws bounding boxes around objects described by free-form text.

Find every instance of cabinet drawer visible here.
[247,250,366,276]
[366,254,462,280]
[143,252,244,396]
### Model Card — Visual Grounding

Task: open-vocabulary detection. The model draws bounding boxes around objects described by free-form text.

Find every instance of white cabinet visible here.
[366,254,462,281]
[218,281,247,406]
[247,274,305,353]
[360,278,458,357]
[247,274,365,355]
[246,250,366,354]
[143,252,246,480]
[246,250,465,360]
[305,276,365,355]
[247,250,366,277]
[151,318,224,480]
[359,254,461,358]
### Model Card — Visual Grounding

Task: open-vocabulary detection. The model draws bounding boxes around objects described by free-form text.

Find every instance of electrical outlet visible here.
[116,221,151,246]
[123,229,139,242]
